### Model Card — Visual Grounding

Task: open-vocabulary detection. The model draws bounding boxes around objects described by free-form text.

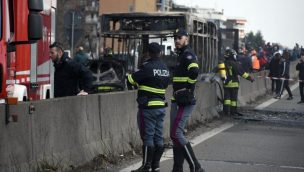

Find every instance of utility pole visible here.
[71,11,75,58]
[161,0,166,11]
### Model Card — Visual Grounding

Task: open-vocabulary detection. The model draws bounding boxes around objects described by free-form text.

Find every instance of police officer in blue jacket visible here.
[170,28,205,172]
[128,42,170,172]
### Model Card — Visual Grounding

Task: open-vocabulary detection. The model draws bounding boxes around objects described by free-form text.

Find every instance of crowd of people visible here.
[236,42,304,103]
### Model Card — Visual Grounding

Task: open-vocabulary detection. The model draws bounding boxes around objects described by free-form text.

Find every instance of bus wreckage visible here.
[93,12,219,92]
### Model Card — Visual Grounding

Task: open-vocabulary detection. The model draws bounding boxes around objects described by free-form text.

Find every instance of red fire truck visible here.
[0,0,56,102]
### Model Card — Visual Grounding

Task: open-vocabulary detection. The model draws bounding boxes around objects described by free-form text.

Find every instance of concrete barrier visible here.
[0,62,297,171]
[0,82,219,171]
[238,61,298,105]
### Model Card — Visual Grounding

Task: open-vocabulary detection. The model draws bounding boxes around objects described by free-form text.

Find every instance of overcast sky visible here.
[173,0,304,48]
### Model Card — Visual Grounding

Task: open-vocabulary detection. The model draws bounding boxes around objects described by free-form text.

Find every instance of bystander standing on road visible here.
[237,48,252,73]
[74,46,89,66]
[170,28,205,172]
[258,49,268,70]
[268,52,281,94]
[296,51,304,104]
[251,49,260,72]
[127,42,170,172]
[275,50,293,100]
[49,42,93,98]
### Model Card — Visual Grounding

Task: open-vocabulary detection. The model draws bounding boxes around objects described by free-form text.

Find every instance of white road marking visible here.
[119,122,235,172]
[254,83,299,110]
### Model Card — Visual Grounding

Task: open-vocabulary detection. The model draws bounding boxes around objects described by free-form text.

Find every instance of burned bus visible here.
[94,12,218,91]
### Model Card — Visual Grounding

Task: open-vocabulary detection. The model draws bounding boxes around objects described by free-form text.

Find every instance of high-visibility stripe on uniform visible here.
[187,63,199,70]
[173,77,188,82]
[187,78,197,84]
[128,74,137,85]
[229,68,233,76]
[224,100,231,105]
[139,85,166,94]
[173,77,197,84]
[231,101,237,107]
[242,72,249,78]
[147,101,165,106]
[224,81,239,88]
[98,86,115,91]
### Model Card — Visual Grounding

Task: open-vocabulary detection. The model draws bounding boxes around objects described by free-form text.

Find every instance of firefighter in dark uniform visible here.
[218,48,254,116]
[128,42,170,172]
[170,28,205,172]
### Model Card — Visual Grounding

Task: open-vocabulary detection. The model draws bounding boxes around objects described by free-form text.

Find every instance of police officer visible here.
[170,28,204,172]
[218,48,254,116]
[128,42,170,172]
[49,42,93,97]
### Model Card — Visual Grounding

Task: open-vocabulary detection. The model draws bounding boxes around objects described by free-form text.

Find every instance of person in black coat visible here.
[296,52,304,103]
[237,49,252,73]
[49,42,93,98]
[275,50,293,99]
[268,52,281,94]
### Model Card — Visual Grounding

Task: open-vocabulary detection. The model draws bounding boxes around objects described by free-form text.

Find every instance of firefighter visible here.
[219,48,254,116]
[128,42,170,172]
[170,28,205,172]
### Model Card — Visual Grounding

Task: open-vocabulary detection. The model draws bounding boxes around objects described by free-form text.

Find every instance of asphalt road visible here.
[255,83,304,113]
[121,84,304,172]
[159,122,304,172]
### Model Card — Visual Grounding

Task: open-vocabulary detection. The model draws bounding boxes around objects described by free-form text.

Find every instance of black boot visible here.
[152,145,164,172]
[183,143,205,172]
[132,146,154,172]
[223,104,230,116]
[171,146,184,172]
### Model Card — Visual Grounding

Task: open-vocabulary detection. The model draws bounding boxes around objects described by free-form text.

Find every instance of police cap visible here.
[148,42,162,54]
[174,28,189,37]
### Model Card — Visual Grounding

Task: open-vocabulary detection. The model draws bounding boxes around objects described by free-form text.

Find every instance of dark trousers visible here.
[300,82,304,101]
[279,80,293,97]
[271,79,276,92]
[275,79,281,95]
[223,87,239,115]
[137,108,166,147]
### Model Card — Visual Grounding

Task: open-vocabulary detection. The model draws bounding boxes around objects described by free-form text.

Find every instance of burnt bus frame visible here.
[100,12,218,74]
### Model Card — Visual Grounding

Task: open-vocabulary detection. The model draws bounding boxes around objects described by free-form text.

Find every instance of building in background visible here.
[99,0,157,14]
[156,0,172,11]
[99,0,172,14]
[56,0,100,58]
[225,18,247,40]
[225,18,247,49]
[99,0,173,54]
